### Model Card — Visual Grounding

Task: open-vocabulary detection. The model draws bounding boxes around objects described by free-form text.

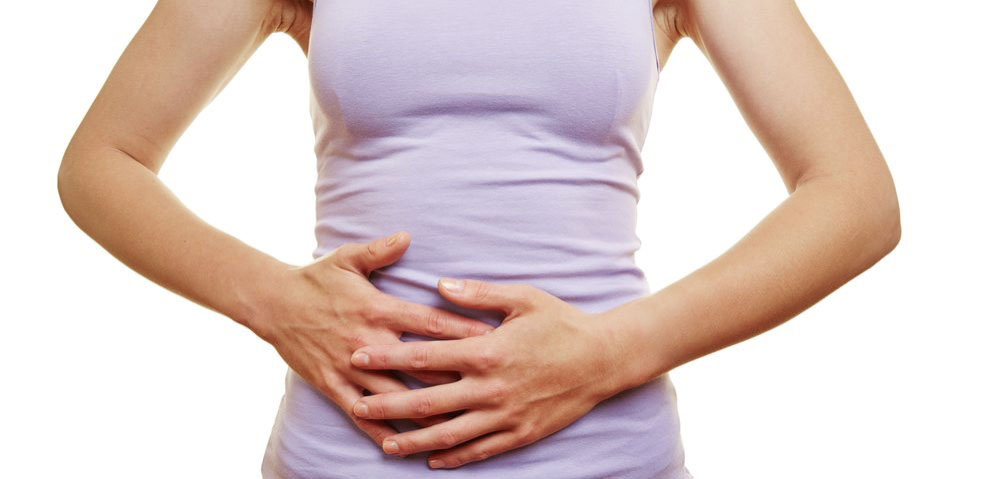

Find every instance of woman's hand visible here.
[248,232,495,449]
[346,278,629,469]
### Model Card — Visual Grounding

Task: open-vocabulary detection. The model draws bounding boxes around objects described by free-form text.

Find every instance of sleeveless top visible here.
[262,1,692,477]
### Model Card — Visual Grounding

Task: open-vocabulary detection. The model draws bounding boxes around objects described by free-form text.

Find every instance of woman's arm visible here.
[57,0,310,328]
[342,0,901,468]
[606,0,901,391]
[56,0,493,446]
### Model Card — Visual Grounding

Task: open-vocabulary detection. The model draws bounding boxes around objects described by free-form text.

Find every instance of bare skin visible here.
[55,0,492,449]
[58,0,900,471]
[347,0,901,469]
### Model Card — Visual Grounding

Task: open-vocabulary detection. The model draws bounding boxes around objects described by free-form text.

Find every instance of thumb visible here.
[330,230,411,276]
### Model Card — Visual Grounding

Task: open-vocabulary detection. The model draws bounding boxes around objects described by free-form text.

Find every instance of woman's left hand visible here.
[347,277,630,469]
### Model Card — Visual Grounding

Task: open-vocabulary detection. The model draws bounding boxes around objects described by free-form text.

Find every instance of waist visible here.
[314,176,648,316]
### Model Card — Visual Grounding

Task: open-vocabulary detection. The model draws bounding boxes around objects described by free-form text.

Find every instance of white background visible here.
[2,1,997,477]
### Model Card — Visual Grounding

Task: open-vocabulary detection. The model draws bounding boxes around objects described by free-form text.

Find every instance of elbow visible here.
[56,156,74,216]
[57,138,101,219]
[866,175,902,260]
[57,146,91,224]
[878,162,902,256]
[56,153,81,219]
[880,194,901,256]
[817,166,901,263]
[847,155,902,259]
[797,155,902,265]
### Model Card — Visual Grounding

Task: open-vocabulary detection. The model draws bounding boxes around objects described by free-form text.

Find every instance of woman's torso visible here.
[262,0,691,477]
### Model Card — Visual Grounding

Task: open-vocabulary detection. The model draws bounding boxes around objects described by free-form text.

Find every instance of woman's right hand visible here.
[247,231,494,447]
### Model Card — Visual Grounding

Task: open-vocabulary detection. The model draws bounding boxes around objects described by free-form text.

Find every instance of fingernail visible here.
[428,459,444,469]
[352,352,370,366]
[383,439,400,454]
[353,402,369,418]
[440,277,465,293]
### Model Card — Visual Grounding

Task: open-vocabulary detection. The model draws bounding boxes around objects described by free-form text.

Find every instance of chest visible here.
[307,0,659,142]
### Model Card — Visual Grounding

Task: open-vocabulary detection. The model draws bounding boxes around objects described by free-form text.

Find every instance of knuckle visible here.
[327,245,347,263]
[365,350,385,369]
[334,242,360,262]
[412,395,434,417]
[513,426,533,445]
[318,370,340,393]
[401,437,424,455]
[465,320,483,338]
[514,283,538,304]
[472,447,492,462]
[497,409,520,430]
[318,375,347,406]
[366,240,380,257]
[344,332,367,350]
[368,399,387,419]
[470,282,491,302]
[482,381,510,405]
[358,421,389,446]
[437,428,461,448]
[360,298,387,321]
[510,403,533,425]
[476,346,502,370]
[424,311,445,336]
[369,429,390,445]
[409,345,431,370]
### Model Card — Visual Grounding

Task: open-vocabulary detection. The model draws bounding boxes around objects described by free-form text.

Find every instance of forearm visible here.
[607,174,900,390]
[57,146,291,334]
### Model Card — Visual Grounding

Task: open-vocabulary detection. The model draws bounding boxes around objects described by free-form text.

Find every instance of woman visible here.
[57,0,900,477]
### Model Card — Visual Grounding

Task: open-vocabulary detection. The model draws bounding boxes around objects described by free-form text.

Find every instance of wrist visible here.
[226,256,296,343]
[591,296,669,398]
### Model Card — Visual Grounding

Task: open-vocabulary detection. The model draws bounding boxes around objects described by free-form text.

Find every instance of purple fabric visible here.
[262,0,692,477]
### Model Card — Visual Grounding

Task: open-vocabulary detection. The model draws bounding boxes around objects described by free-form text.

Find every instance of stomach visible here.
[262,220,689,477]
[267,122,690,475]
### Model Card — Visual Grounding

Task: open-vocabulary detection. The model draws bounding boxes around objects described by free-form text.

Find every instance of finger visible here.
[374,295,495,338]
[347,369,453,426]
[351,338,489,372]
[437,277,543,315]
[426,429,526,469]
[348,369,408,394]
[412,414,450,427]
[352,380,477,420]
[327,231,411,276]
[323,378,399,448]
[402,370,462,386]
[381,410,502,456]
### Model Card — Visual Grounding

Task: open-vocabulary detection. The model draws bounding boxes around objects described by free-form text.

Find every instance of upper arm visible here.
[62,0,311,174]
[672,0,893,196]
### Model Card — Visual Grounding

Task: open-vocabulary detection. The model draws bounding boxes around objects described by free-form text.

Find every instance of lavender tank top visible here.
[262,1,691,477]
